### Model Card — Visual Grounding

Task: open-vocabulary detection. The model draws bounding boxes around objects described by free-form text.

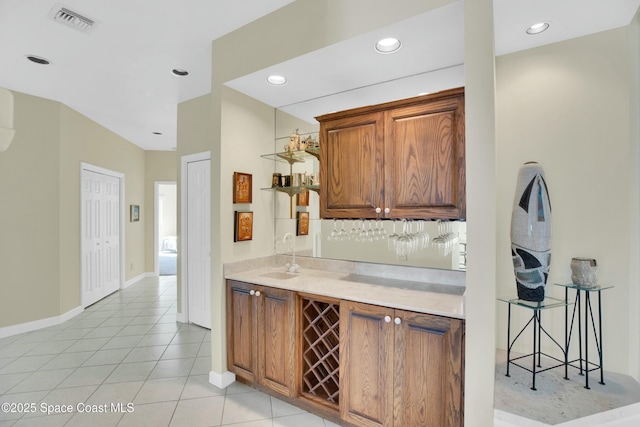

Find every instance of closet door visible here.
[81,169,121,307]
[186,158,211,328]
[102,174,120,296]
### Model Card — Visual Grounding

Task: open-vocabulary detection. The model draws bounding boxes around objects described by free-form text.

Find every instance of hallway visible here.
[0,276,338,427]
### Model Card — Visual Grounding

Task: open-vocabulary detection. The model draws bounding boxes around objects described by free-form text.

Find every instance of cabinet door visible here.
[226,280,258,382]
[258,286,297,397]
[320,112,385,219]
[340,300,394,427]
[384,94,465,219]
[394,311,464,427]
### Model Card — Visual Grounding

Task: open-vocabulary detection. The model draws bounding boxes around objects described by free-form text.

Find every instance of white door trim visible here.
[80,162,125,307]
[179,151,210,323]
[154,181,177,276]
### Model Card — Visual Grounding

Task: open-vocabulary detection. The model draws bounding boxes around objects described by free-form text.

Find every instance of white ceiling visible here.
[0,0,638,151]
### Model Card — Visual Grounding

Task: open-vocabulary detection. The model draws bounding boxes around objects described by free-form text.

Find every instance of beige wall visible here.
[220,86,275,263]
[205,0,459,380]
[176,94,212,312]
[630,9,640,381]
[0,92,61,327]
[463,0,496,424]
[0,89,149,328]
[144,151,178,272]
[59,105,146,293]
[172,1,640,424]
[495,26,639,376]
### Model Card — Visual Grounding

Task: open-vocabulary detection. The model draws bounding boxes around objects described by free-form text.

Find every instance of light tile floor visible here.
[0,276,341,427]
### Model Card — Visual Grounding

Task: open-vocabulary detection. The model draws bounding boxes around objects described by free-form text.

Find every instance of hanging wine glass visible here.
[387,220,398,252]
[328,219,339,242]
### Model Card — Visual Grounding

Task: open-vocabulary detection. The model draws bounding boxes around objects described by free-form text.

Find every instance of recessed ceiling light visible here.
[375,37,401,54]
[171,69,189,77]
[26,55,51,65]
[526,22,550,35]
[267,75,287,86]
[418,92,430,96]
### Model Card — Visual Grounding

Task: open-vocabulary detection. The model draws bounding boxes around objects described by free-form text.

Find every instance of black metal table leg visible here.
[532,310,538,391]
[584,290,590,389]
[537,311,543,367]
[553,283,613,390]
[577,291,583,375]
[564,287,569,380]
[598,290,605,385]
[506,302,511,377]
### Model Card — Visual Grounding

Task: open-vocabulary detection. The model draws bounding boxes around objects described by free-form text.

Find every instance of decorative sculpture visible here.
[510,162,552,302]
[570,257,598,287]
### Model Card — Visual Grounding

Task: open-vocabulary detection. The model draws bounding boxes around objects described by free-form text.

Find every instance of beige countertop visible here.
[224,263,465,319]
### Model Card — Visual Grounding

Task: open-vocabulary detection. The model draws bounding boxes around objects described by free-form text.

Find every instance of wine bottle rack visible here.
[300,296,340,408]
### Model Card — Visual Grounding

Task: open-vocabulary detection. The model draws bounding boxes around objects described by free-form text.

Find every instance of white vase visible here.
[510,162,552,302]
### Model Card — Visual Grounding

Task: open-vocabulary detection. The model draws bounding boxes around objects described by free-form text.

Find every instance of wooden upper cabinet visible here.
[384,94,465,219]
[319,111,385,219]
[317,88,465,220]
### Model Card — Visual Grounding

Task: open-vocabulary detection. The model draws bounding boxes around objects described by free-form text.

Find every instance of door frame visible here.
[80,162,125,307]
[179,151,211,323]
[154,181,177,276]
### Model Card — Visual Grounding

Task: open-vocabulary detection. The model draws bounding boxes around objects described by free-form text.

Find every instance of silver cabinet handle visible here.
[384,208,390,214]
[384,315,391,323]
[255,290,261,297]
[394,317,401,325]
[250,290,255,296]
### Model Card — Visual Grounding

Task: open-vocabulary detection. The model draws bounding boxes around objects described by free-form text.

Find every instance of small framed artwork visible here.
[233,172,252,204]
[234,211,253,242]
[130,205,140,222]
[297,211,309,236]
[297,190,309,207]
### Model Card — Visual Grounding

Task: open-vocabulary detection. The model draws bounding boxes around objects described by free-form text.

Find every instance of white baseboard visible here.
[209,370,236,389]
[0,305,83,339]
[558,403,640,427]
[495,402,640,427]
[123,272,154,289]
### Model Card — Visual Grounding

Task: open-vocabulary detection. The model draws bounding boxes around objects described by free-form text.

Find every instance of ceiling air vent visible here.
[48,4,97,33]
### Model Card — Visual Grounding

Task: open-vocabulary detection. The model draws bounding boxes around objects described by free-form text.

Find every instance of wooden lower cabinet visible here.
[340,300,464,427]
[226,280,297,397]
[226,281,464,427]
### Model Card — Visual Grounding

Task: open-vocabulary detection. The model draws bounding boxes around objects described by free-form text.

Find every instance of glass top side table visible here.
[555,283,614,389]
[498,295,570,390]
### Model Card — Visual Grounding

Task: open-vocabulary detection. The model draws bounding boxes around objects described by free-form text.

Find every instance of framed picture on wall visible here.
[233,172,252,204]
[234,211,253,242]
[297,211,309,236]
[130,205,140,222]
[297,190,309,206]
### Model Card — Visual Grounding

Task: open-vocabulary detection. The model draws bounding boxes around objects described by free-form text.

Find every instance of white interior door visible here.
[186,158,211,328]
[81,168,122,307]
[103,174,120,295]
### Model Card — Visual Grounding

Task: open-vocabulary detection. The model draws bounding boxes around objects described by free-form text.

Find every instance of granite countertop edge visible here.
[224,262,465,319]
